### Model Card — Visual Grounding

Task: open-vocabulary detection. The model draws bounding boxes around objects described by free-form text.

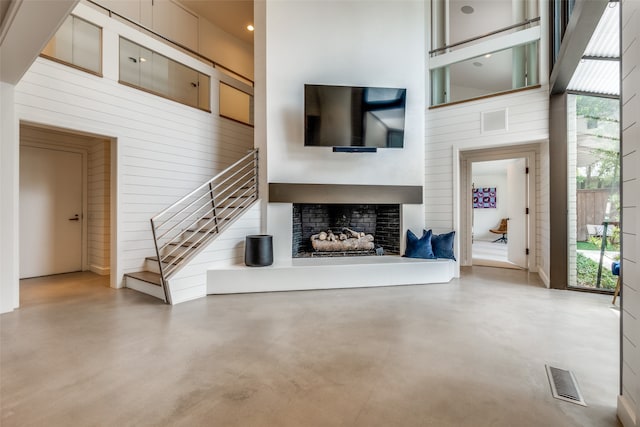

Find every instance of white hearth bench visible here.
[207,256,455,294]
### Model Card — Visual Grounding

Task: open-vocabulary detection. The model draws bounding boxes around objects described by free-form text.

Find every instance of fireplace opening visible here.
[292,204,400,257]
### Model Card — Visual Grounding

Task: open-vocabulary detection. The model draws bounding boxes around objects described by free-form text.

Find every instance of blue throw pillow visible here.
[431,230,456,260]
[403,229,435,259]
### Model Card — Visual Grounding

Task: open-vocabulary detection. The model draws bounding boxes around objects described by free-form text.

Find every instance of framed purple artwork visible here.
[473,187,497,208]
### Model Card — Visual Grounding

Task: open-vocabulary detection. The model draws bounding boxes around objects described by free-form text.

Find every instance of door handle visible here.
[68,214,80,221]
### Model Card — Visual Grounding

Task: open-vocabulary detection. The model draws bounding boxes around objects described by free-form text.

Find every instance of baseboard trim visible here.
[617,395,637,427]
[89,265,110,276]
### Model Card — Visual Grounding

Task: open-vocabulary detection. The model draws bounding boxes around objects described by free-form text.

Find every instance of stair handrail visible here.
[150,149,259,302]
[158,172,257,255]
[154,161,256,242]
[151,150,258,224]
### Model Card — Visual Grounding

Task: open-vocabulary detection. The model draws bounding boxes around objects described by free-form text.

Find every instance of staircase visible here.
[125,149,259,303]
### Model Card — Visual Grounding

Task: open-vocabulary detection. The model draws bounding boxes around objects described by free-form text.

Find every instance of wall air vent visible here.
[481,109,508,134]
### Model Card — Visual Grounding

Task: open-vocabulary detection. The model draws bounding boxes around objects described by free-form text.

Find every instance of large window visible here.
[568,95,620,291]
[41,15,102,75]
[119,38,211,111]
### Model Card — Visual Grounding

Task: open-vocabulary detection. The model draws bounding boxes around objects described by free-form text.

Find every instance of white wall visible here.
[0,81,19,313]
[87,138,111,274]
[199,18,254,81]
[619,0,640,424]
[264,0,425,187]
[537,140,550,286]
[472,172,508,241]
[13,3,254,292]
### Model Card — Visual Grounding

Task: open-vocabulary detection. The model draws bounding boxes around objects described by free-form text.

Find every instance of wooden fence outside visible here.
[576,189,619,241]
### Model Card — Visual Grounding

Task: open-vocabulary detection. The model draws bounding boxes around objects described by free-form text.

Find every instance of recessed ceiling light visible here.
[473,62,483,67]
[461,5,474,14]
[139,57,147,62]
[484,54,492,58]
[247,24,254,31]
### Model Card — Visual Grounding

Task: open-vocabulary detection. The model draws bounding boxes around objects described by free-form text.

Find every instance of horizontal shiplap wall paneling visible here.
[620,0,640,424]
[426,88,549,273]
[15,3,254,285]
[87,139,110,274]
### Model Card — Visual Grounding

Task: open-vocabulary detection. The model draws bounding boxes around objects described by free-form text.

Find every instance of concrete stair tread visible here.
[125,271,162,286]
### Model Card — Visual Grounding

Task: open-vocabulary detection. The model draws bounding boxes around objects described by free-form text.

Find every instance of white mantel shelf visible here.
[207,256,454,294]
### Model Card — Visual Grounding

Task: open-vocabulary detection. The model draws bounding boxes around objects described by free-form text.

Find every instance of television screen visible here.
[304,84,406,148]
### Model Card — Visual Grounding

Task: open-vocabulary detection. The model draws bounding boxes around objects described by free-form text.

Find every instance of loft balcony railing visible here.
[429,17,541,57]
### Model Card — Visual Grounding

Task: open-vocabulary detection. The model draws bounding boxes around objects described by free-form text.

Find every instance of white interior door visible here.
[507,158,527,268]
[20,146,83,278]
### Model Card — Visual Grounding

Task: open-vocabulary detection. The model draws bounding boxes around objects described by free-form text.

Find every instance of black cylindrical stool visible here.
[244,235,273,267]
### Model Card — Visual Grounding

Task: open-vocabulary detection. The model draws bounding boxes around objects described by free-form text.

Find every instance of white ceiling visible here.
[177,0,253,45]
[449,0,513,45]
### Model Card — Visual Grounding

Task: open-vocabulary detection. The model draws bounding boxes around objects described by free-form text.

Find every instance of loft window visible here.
[118,37,211,112]
[219,82,253,126]
[41,15,102,76]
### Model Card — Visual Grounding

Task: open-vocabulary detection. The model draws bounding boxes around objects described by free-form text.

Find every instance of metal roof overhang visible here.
[567,1,620,97]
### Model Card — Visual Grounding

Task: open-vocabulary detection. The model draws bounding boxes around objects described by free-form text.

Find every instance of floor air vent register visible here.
[545,365,587,406]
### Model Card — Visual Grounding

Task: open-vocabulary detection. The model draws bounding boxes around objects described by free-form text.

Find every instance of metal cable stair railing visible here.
[150,149,259,303]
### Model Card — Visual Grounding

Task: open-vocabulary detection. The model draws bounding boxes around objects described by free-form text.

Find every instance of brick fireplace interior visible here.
[292,204,400,257]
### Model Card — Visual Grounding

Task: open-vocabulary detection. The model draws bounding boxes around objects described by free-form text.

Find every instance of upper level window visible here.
[431,41,539,106]
[219,82,253,126]
[41,15,102,75]
[430,0,540,106]
[119,37,211,112]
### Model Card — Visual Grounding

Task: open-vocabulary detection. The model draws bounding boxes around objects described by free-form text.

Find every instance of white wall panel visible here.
[620,0,640,422]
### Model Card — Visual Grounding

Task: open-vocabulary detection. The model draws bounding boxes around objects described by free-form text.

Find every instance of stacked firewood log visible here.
[310,227,375,251]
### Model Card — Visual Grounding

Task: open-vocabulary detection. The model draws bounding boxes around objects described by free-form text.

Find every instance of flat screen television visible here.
[304,84,406,150]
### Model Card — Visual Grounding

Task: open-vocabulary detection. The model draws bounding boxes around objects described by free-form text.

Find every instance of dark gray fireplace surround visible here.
[269,183,423,258]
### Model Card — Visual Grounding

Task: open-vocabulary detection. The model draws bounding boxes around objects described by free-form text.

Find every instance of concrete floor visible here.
[1,267,621,426]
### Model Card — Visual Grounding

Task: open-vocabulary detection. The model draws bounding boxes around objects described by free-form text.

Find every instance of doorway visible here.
[19,123,113,281]
[458,146,538,272]
[471,158,527,269]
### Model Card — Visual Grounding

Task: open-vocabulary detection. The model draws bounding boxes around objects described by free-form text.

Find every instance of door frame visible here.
[457,145,538,272]
[20,143,89,273]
